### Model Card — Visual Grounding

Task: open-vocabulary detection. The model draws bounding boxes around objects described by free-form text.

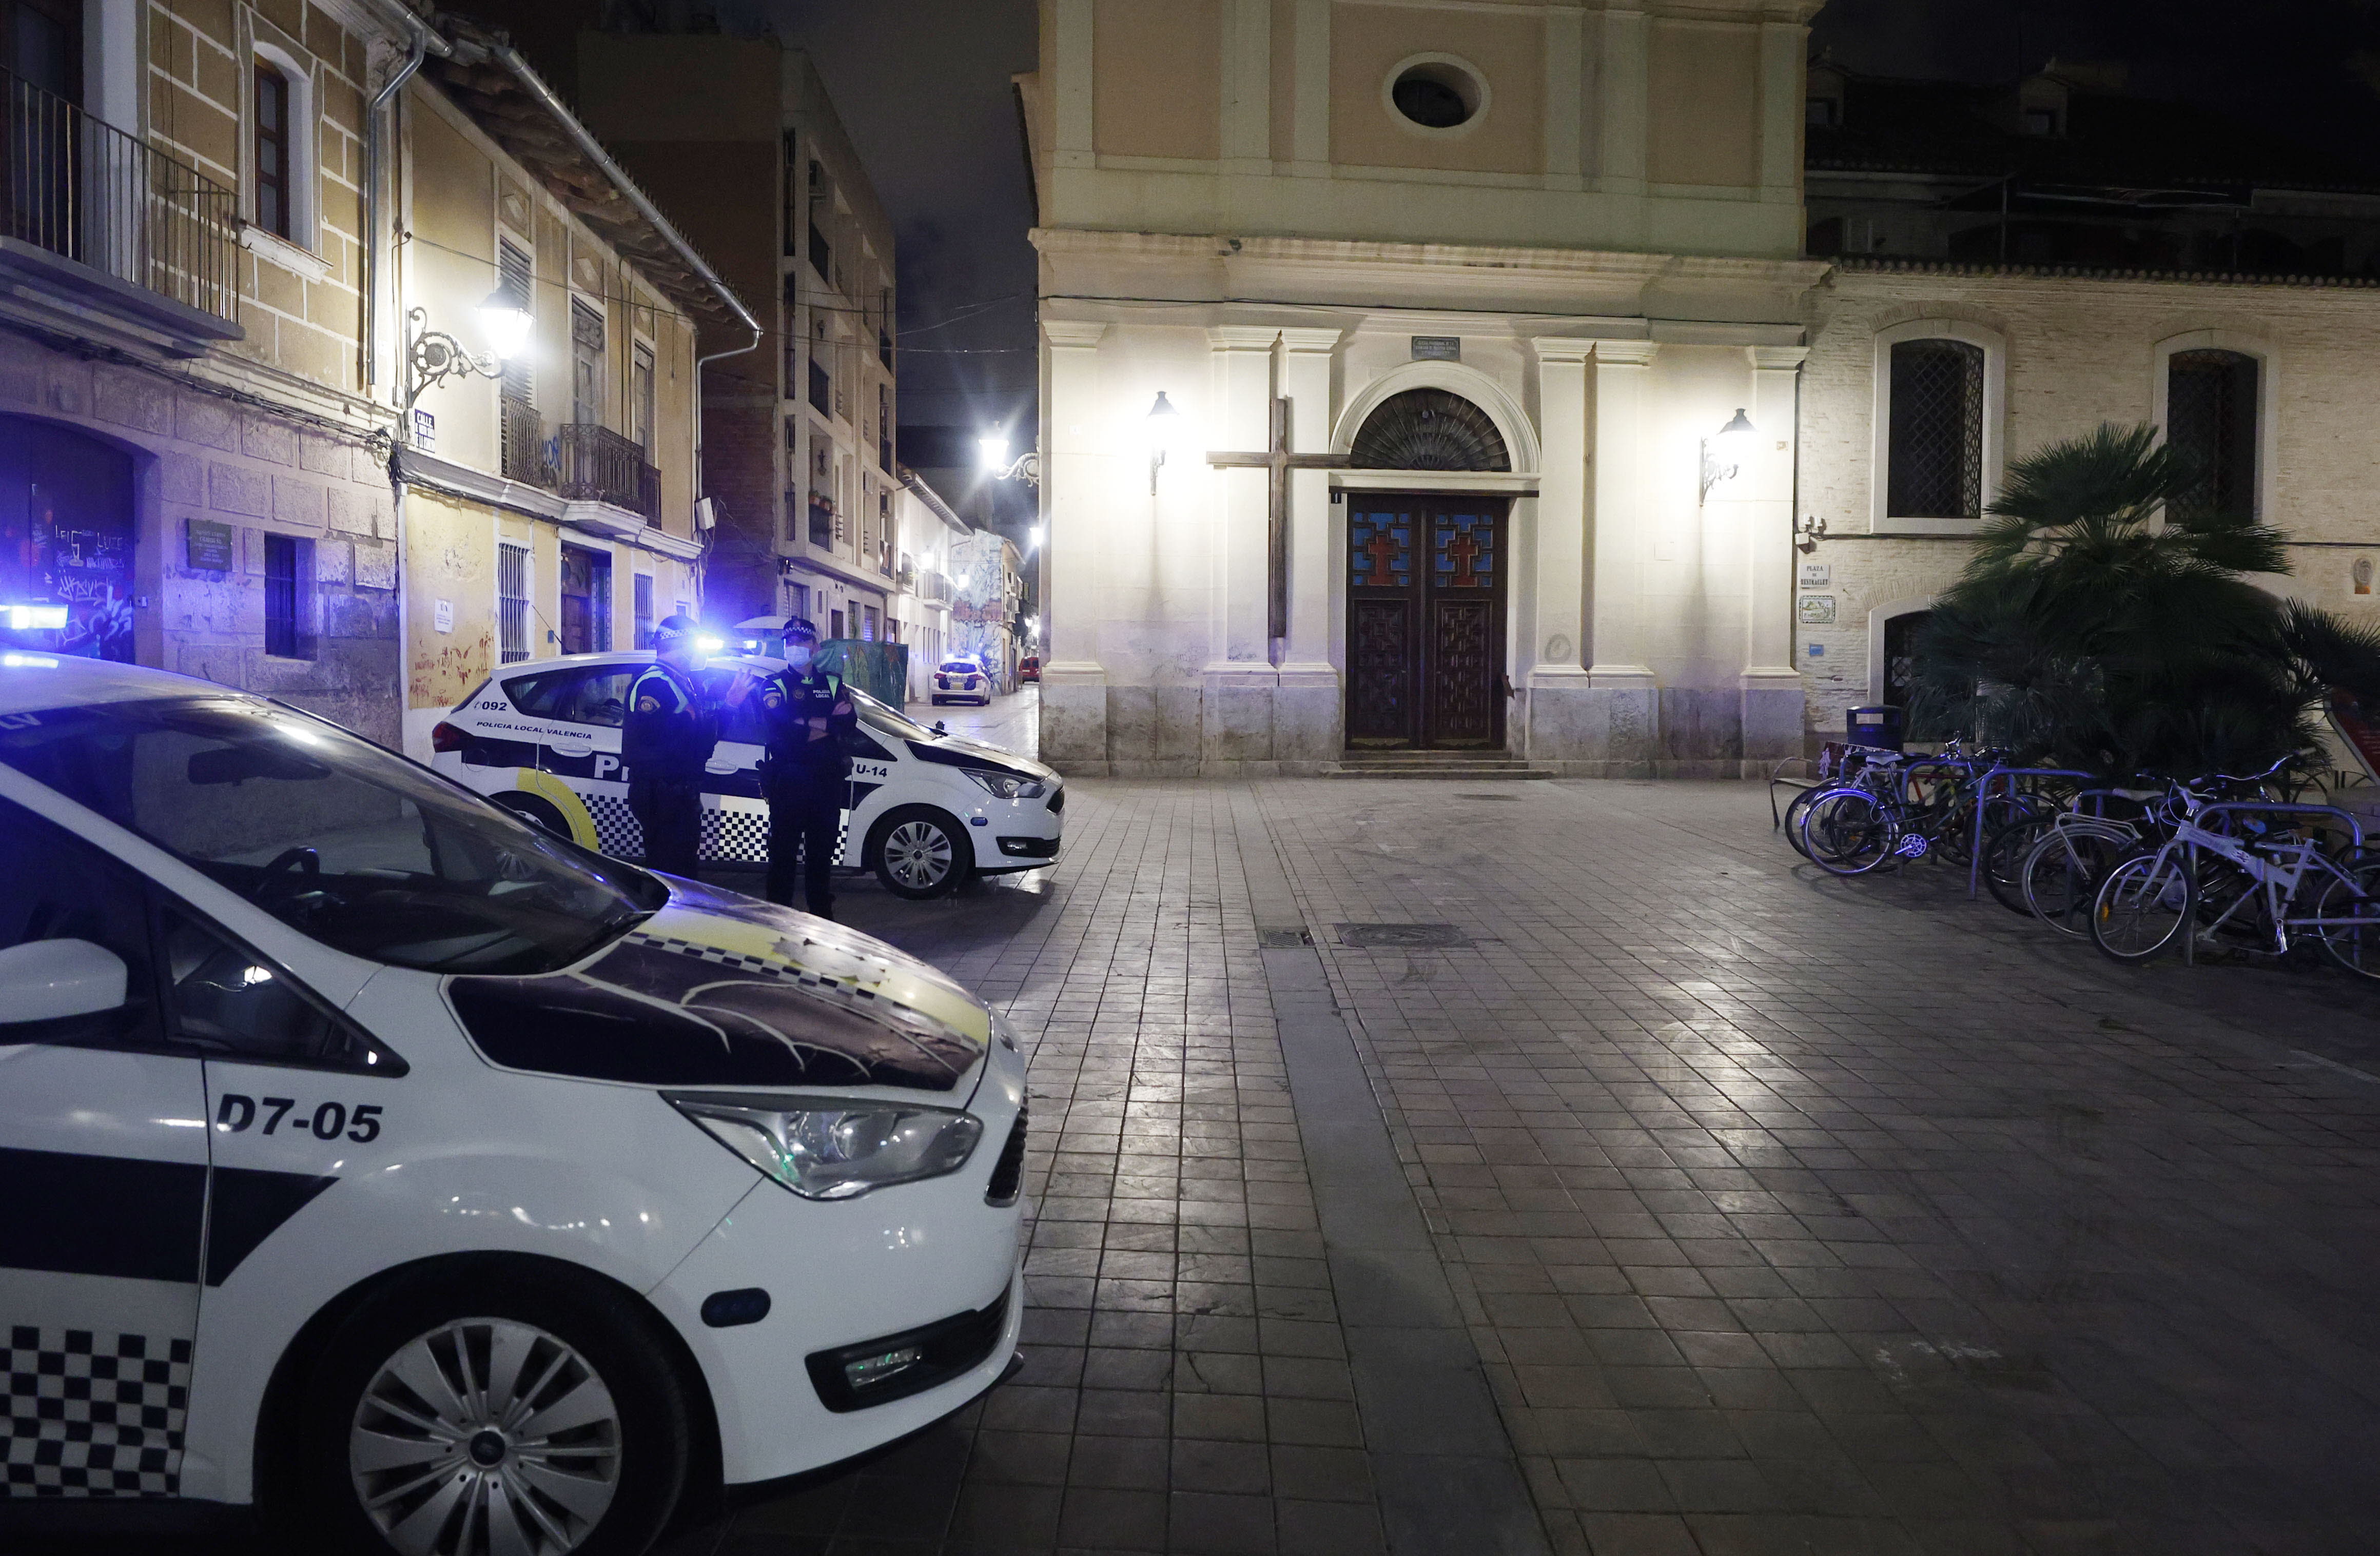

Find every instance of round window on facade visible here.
[1388,58,1485,132]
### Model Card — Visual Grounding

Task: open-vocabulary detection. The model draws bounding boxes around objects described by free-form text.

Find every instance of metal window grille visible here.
[498,542,530,663]
[634,573,654,649]
[264,534,304,658]
[2167,349,2259,519]
[1886,339,1985,520]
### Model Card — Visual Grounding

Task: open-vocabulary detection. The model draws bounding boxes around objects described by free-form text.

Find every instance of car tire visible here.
[869,805,973,900]
[299,1262,692,1556]
[492,791,573,840]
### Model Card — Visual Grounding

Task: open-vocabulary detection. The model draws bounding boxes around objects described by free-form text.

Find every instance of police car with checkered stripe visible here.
[427,648,1063,899]
[0,654,1029,1553]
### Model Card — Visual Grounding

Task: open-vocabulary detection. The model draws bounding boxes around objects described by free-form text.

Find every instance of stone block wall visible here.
[0,330,402,747]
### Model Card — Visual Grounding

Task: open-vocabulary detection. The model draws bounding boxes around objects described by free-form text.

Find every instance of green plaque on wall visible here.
[187,519,235,572]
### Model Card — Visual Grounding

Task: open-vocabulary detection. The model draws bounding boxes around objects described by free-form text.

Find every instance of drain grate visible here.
[1336,922,1471,949]
[1257,927,1314,948]
[1458,794,1523,802]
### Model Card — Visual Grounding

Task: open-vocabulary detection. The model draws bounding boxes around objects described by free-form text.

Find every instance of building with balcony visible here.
[0,0,413,742]
[894,469,969,699]
[385,14,748,756]
[464,8,906,651]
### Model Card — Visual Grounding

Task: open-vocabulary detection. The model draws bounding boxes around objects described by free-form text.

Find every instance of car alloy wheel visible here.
[884,820,955,891]
[349,1317,622,1556]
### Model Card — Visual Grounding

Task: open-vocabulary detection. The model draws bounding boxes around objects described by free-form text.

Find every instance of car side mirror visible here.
[932,720,948,736]
[0,939,129,1025]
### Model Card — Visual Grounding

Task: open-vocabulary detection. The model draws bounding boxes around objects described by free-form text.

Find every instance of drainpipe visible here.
[362,4,447,408]
[481,40,763,617]
[360,5,447,759]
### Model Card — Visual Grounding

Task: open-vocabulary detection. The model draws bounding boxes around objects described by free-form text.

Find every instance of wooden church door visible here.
[1345,496,1508,749]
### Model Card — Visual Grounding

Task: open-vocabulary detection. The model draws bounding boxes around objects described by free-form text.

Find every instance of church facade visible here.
[1016,5,2380,777]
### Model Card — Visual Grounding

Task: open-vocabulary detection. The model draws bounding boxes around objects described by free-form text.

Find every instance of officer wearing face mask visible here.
[755,618,856,918]
[622,615,749,879]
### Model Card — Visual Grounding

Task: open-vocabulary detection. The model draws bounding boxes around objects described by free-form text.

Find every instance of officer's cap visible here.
[652,614,701,647]
[782,617,820,646]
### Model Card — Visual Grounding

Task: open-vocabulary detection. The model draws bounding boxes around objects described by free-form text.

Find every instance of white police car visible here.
[0,654,1028,1552]
[929,659,991,708]
[428,651,1063,899]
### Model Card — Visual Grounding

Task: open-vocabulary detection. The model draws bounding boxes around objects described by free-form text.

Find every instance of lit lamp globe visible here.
[978,435,1009,471]
[1144,391,1186,460]
[475,288,535,361]
[1714,407,1757,468]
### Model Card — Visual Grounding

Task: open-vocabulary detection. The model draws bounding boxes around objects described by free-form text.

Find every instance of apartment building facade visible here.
[469,10,910,649]
[0,0,407,741]
[386,16,745,757]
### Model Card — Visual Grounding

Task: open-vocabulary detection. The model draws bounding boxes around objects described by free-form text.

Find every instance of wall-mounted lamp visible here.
[1145,391,1184,495]
[979,432,1041,488]
[401,288,533,417]
[1795,514,1829,554]
[1700,407,1756,503]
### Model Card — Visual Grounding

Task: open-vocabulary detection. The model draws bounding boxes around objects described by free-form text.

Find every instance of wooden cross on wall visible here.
[1207,397,1353,641]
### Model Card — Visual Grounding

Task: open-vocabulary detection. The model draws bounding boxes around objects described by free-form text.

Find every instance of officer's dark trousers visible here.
[629,776,703,880]
[764,766,843,917]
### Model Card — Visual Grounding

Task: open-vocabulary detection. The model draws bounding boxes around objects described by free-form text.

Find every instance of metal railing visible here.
[557,423,660,521]
[4,66,237,322]
[500,396,557,489]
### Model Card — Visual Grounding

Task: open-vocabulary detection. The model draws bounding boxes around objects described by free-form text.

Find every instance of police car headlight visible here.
[964,770,1046,800]
[665,1094,984,1200]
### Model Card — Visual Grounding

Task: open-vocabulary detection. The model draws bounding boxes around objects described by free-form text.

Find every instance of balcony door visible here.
[4,0,84,259]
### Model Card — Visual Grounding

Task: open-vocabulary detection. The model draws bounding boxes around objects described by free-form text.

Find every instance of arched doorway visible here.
[0,415,137,661]
[1344,389,1511,750]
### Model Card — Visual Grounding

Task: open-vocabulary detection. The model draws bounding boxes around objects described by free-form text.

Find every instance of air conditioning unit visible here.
[695,498,718,531]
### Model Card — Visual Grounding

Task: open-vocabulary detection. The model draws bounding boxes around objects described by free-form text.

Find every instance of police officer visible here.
[622,615,746,880]
[756,617,855,918]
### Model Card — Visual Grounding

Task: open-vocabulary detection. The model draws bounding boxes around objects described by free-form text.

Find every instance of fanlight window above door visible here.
[1351,389,1511,471]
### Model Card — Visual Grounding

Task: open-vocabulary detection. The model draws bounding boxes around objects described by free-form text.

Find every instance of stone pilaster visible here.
[1277,326,1342,767]
[1038,318,1110,770]
[1203,325,1280,770]
[1582,339,1660,774]
[1740,344,1809,769]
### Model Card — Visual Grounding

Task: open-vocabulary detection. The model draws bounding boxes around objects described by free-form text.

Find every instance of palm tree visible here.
[1910,423,2380,778]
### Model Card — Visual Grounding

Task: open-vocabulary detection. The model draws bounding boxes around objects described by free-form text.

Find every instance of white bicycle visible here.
[2090,770,2380,977]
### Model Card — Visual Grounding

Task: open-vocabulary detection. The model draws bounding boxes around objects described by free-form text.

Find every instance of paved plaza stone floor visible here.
[656,774,2380,1556]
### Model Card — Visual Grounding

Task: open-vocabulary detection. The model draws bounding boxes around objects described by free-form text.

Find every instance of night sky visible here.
[746,0,2380,451]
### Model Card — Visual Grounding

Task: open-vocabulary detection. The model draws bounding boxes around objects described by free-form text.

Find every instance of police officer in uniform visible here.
[622,615,747,879]
[756,618,855,918]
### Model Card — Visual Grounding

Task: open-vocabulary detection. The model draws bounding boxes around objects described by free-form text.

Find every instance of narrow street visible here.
[660,775,2380,1556]
[924,684,1042,761]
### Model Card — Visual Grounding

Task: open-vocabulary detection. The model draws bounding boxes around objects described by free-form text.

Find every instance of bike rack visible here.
[2177,800,2366,966]
[1966,767,2096,898]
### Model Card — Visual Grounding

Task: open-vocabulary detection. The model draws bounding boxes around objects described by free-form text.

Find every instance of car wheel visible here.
[493,792,573,840]
[869,805,973,900]
[300,1263,691,1556]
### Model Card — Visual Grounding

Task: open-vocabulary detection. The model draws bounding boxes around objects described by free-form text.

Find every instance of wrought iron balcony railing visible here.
[558,422,660,521]
[3,66,238,322]
[500,395,557,489]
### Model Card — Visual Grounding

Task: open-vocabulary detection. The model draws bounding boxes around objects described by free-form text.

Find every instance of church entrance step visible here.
[1326,751,1555,779]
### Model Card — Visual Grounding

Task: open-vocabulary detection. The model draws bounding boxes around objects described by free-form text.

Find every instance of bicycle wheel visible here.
[1781,786,1822,859]
[2023,827,2135,938]
[2312,856,2380,980]
[1798,789,1898,876]
[1982,814,2054,916]
[2091,852,2196,963]
[1936,793,2040,870]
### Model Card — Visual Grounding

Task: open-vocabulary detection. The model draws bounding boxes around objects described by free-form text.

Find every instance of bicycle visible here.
[2090,765,2380,977]
[1797,744,2040,879]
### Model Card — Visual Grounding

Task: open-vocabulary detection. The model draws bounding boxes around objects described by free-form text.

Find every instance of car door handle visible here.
[705,758,740,775]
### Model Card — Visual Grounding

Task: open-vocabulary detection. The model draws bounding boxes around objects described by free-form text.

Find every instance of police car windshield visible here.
[851,688,935,741]
[0,696,666,974]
